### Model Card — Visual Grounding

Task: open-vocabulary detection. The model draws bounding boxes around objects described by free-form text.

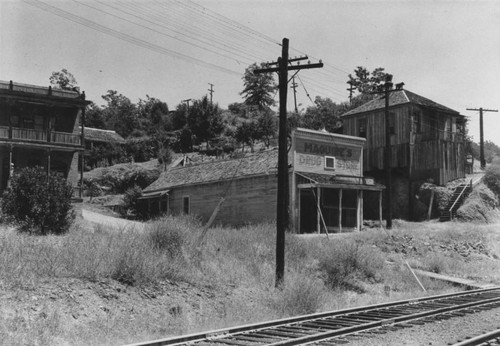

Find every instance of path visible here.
[81,208,146,231]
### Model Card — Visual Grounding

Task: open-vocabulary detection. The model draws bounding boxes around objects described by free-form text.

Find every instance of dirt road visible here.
[81,208,146,231]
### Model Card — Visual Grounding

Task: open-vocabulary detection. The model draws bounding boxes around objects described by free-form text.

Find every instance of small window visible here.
[388,112,396,135]
[182,196,190,215]
[325,156,335,170]
[358,118,367,138]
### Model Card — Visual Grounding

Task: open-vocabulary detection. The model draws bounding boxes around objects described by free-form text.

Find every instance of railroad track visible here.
[452,328,500,345]
[127,287,500,346]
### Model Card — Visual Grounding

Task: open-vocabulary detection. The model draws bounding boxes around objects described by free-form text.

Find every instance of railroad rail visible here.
[126,287,500,346]
[452,328,500,346]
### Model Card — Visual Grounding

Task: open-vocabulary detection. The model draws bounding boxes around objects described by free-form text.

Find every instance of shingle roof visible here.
[83,127,126,144]
[143,149,279,192]
[341,89,460,117]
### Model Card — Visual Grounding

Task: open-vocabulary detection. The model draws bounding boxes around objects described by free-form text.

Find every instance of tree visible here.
[348,66,389,95]
[186,95,224,147]
[302,96,348,132]
[85,102,106,129]
[101,90,139,138]
[240,63,277,111]
[49,69,78,90]
[1,166,75,234]
[137,96,170,135]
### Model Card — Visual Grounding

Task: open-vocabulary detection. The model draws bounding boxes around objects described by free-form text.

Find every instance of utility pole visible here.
[383,75,394,229]
[466,107,498,169]
[291,77,298,113]
[347,80,355,105]
[208,83,214,105]
[254,38,323,287]
[182,98,192,112]
[372,77,404,229]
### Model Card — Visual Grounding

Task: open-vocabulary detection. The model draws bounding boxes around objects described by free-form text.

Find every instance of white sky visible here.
[1,0,499,144]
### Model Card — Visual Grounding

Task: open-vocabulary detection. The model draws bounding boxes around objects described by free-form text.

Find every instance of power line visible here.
[24,0,241,76]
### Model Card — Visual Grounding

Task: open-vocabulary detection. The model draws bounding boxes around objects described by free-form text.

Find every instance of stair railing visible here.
[448,179,473,220]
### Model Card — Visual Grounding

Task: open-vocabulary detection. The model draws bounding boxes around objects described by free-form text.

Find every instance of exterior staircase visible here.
[439,180,473,222]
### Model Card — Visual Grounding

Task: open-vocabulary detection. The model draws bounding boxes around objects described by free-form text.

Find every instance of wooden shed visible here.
[140,128,384,233]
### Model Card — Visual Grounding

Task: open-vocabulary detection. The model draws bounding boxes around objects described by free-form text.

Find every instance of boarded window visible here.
[388,112,396,135]
[358,118,367,138]
[183,196,190,215]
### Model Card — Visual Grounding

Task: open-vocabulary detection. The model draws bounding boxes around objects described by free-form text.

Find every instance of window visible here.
[412,111,421,133]
[325,156,335,170]
[358,118,367,138]
[388,112,396,135]
[182,196,190,215]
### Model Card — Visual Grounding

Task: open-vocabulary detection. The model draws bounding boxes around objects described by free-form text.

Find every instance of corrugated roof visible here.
[82,127,126,144]
[341,89,460,117]
[143,149,279,192]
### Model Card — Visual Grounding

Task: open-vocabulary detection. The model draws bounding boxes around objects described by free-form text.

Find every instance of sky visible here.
[1,0,499,145]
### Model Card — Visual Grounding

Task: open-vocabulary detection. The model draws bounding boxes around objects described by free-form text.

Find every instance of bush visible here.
[122,185,143,218]
[1,166,75,235]
[484,161,500,196]
[318,241,384,291]
[271,272,326,317]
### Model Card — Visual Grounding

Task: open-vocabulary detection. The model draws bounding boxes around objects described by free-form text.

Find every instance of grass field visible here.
[1,214,499,345]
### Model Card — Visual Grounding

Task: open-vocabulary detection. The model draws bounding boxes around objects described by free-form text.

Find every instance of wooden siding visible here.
[343,104,465,185]
[167,174,278,226]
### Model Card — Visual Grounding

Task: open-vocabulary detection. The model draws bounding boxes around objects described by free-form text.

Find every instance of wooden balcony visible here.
[0,126,82,147]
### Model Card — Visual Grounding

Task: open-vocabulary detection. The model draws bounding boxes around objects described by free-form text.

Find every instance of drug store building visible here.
[140,128,384,233]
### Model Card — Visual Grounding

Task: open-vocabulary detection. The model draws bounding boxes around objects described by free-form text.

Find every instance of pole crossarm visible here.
[266,55,309,66]
[466,107,498,168]
[254,62,323,74]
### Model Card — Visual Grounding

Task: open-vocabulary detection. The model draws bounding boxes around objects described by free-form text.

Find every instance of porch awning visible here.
[296,172,385,191]
[138,190,170,200]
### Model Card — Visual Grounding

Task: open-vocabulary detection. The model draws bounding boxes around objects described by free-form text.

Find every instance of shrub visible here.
[484,161,500,197]
[318,241,384,290]
[1,166,74,235]
[271,272,326,317]
[122,185,143,218]
[146,219,185,258]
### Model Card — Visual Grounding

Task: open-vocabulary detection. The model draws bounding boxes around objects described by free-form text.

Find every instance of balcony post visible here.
[46,149,51,178]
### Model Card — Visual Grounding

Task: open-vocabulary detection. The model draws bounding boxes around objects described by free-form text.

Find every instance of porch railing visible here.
[0,126,8,138]
[0,126,81,146]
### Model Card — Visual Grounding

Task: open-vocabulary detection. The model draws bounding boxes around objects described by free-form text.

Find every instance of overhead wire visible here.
[26,0,351,106]
[23,0,242,76]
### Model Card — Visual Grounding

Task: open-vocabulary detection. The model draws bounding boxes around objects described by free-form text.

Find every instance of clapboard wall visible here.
[167,173,278,226]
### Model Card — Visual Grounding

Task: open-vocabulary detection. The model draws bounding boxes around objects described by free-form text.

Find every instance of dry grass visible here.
[1,215,500,345]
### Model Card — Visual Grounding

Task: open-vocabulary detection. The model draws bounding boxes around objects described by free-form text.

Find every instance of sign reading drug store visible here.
[292,128,364,177]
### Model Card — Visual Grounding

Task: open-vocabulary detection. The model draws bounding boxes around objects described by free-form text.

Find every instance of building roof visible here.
[143,149,279,192]
[82,127,126,144]
[0,80,90,106]
[341,89,460,117]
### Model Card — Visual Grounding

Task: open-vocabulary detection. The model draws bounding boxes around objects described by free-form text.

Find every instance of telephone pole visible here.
[291,77,298,113]
[347,80,355,105]
[182,98,192,112]
[254,38,323,287]
[466,107,498,169]
[372,77,404,229]
[208,83,214,105]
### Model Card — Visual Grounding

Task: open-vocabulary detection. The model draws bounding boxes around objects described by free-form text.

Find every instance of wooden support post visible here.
[46,150,51,178]
[339,189,343,233]
[427,190,435,221]
[379,190,383,228]
[316,187,321,234]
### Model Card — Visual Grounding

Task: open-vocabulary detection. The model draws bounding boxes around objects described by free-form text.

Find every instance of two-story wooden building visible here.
[0,80,89,196]
[140,128,384,233]
[341,88,467,219]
